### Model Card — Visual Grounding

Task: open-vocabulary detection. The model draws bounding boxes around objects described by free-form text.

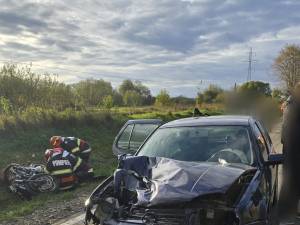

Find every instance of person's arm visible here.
[79,140,91,154]
[68,138,81,154]
[67,152,82,172]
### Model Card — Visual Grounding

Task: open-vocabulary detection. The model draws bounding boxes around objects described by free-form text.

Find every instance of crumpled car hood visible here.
[114,156,255,206]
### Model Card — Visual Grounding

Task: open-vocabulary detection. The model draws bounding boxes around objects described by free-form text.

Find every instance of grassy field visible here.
[0,126,120,221]
[1,107,226,222]
[0,111,126,221]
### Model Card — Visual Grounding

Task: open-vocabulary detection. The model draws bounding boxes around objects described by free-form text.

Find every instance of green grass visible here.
[129,108,224,121]
[0,119,123,172]
[0,114,124,221]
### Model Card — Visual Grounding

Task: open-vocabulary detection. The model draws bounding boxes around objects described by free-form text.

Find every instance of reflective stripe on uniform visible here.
[50,169,73,176]
[71,139,84,153]
[82,148,91,153]
[59,185,74,190]
[73,157,82,171]
[71,147,80,153]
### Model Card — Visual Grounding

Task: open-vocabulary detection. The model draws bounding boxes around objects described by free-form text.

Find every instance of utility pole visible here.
[247,47,253,81]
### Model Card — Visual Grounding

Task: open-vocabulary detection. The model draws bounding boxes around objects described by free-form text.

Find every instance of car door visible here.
[255,121,278,203]
[252,122,276,207]
[112,119,163,156]
[235,122,272,223]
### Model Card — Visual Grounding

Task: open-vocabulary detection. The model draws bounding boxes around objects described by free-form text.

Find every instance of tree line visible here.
[196,81,279,104]
[0,43,296,115]
[0,64,194,114]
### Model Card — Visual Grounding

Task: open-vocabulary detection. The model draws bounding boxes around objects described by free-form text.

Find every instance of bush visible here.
[102,95,114,109]
[123,90,142,106]
[155,89,172,107]
[197,85,224,104]
[0,97,13,114]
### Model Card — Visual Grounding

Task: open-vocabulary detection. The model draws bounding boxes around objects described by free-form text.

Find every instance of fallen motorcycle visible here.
[3,163,58,200]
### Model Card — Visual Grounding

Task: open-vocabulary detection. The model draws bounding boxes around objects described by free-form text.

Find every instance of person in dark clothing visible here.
[45,148,82,190]
[50,136,92,162]
[278,84,300,221]
[281,95,292,147]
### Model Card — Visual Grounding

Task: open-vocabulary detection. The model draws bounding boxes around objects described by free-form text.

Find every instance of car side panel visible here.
[251,121,278,209]
[237,169,268,225]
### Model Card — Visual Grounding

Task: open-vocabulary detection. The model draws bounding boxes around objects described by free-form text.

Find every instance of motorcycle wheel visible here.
[28,174,58,193]
[3,163,20,184]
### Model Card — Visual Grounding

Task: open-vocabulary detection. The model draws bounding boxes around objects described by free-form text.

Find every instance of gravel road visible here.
[0,185,95,225]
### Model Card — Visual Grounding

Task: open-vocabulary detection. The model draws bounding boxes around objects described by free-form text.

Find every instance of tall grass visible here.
[0,108,126,135]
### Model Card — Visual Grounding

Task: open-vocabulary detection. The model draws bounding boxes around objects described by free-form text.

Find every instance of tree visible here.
[215,92,226,103]
[197,84,224,104]
[123,90,142,107]
[74,79,113,106]
[102,95,114,109]
[155,89,172,107]
[0,64,75,111]
[134,81,152,105]
[196,93,204,105]
[273,44,300,90]
[238,81,271,97]
[119,80,152,105]
[272,88,284,101]
[112,91,123,106]
[119,80,135,96]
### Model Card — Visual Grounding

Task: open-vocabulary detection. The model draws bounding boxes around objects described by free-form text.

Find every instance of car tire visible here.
[3,163,20,184]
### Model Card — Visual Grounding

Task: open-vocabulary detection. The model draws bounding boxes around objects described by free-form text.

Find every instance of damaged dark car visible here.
[85,116,283,225]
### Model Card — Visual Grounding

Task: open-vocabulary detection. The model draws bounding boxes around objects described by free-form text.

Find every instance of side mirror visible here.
[117,153,133,161]
[265,154,284,166]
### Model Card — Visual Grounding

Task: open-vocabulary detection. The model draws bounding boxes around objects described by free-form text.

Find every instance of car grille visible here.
[129,207,237,225]
[131,208,187,225]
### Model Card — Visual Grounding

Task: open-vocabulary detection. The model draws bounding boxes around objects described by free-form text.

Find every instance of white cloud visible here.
[0,0,299,96]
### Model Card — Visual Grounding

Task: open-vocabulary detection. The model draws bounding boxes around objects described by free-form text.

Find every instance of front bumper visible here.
[85,207,240,225]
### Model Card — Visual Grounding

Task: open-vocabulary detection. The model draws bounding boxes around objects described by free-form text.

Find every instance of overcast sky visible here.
[0,0,300,97]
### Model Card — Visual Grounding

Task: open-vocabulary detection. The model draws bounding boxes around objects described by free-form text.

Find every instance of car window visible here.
[256,122,274,153]
[117,124,134,149]
[138,125,254,165]
[253,123,269,161]
[129,124,158,151]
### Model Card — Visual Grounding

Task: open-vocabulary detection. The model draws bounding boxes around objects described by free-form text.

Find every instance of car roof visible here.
[126,119,163,125]
[160,115,253,128]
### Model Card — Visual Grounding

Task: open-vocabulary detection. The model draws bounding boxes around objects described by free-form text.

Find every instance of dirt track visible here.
[0,185,95,225]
